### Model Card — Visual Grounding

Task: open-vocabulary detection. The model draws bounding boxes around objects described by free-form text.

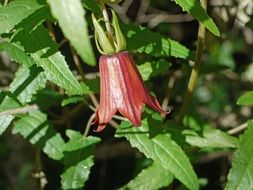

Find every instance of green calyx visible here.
[92,10,126,55]
[104,0,122,4]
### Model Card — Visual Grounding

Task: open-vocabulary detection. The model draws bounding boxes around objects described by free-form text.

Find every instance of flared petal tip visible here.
[92,111,107,132]
[146,95,169,115]
[93,123,107,132]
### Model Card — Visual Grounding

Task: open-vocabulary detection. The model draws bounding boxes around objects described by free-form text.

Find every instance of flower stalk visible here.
[177,0,207,124]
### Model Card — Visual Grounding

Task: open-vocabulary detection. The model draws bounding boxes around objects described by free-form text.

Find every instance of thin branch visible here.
[0,104,38,116]
[228,122,248,135]
[3,0,8,6]
[177,0,207,124]
[99,0,114,45]
[70,46,86,80]
[84,113,96,136]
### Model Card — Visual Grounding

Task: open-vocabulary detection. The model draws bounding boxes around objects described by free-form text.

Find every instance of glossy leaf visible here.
[61,130,100,190]
[120,163,174,190]
[225,121,253,190]
[237,91,253,106]
[172,0,220,36]
[12,111,65,160]
[12,25,84,95]
[0,0,44,35]
[47,0,95,66]
[116,119,199,190]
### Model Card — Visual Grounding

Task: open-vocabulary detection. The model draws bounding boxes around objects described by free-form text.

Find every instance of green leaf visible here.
[225,121,253,190]
[12,111,65,160]
[245,20,253,28]
[237,91,253,106]
[122,23,189,59]
[120,163,174,190]
[10,66,47,104]
[82,0,100,13]
[138,60,171,81]
[0,41,35,67]
[116,119,199,190]
[12,25,84,95]
[16,5,52,31]
[0,93,22,112]
[61,130,100,190]
[0,0,44,35]
[85,78,100,93]
[61,96,84,106]
[184,126,238,148]
[47,0,95,66]
[0,115,14,135]
[172,0,220,36]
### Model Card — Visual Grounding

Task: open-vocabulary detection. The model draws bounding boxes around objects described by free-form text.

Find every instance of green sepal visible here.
[111,9,126,52]
[104,0,122,4]
[92,13,115,54]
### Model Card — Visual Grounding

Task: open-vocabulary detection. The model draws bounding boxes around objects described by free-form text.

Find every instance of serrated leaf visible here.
[0,41,35,67]
[16,5,52,31]
[47,0,95,66]
[0,115,14,135]
[184,126,238,148]
[0,0,44,35]
[12,111,65,160]
[122,23,189,59]
[116,119,199,190]
[120,163,174,190]
[172,0,220,36]
[61,130,100,190]
[12,25,84,95]
[225,121,253,190]
[10,66,47,104]
[237,91,253,106]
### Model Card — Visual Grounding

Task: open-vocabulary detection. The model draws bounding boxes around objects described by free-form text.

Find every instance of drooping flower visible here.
[92,9,167,131]
[93,51,167,132]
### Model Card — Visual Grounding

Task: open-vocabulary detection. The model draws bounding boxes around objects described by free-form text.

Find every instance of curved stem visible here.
[99,0,114,46]
[177,0,207,124]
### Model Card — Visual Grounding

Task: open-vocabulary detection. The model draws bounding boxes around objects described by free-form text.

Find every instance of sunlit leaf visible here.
[120,163,174,190]
[0,0,44,35]
[116,119,199,190]
[172,0,220,36]
[61,130,100,189]
[12,25,84,95]
[12,111,65,160]
[237,91,253,106]
[47,0,95,66]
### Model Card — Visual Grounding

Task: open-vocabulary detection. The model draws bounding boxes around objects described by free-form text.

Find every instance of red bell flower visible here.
[93,51,167,132]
